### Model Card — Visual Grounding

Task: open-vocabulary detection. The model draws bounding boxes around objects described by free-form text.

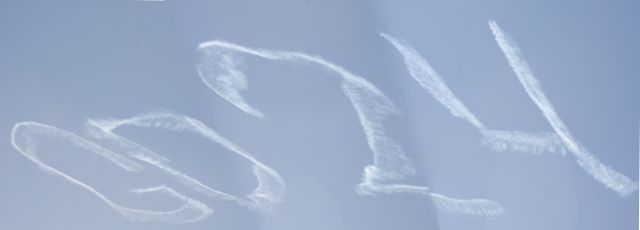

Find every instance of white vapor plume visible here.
[85,111,286,211]
[489,20,638,196]
[197,41,503,216]
[380,32,566,156]
[11,122,212,223]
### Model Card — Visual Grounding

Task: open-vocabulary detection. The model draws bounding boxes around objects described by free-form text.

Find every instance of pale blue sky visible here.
[0,1,637,229]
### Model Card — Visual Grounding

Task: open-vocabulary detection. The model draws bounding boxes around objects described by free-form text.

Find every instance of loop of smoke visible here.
[11,122,212,223]
[10,111,286,223]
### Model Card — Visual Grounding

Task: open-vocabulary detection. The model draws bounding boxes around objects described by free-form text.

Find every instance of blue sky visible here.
[0,1,638,229]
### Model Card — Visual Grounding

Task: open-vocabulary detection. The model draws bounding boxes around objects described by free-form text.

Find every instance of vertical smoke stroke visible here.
[380,32,566,155]
[86,111,286,212]
[11,122,212,223]
[197,41,503,216]
[489,20,638,196]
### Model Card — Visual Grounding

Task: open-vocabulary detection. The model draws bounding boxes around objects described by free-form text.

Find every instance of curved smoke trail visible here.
[197,41,503,216]
[85,111,287,212]
[379,22,638,197]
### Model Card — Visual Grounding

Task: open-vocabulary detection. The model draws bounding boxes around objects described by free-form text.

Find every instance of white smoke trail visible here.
[85,111,286,211]
[379,33,484,130]
[482,130,566,155]
[489,20,638,196]
[380,32,566,156]
[430,193,503,216]
[197,41,503,216]
[10,122,212,223]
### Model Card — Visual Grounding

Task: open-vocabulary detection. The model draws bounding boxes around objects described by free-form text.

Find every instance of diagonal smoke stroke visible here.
[489,20,638,196]
[86,111,286,212]
[11,122,212,223]
[197,41,503,216]
[380,33,566,156]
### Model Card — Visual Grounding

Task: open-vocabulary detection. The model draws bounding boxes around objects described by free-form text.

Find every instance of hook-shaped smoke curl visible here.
[197,41,504,216]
